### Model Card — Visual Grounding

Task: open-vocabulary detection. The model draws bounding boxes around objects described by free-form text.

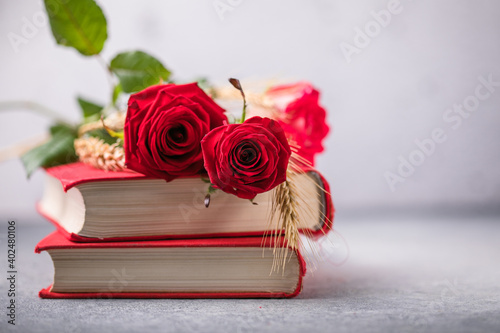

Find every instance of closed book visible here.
[36,231,306,299]
[38,162,334,242]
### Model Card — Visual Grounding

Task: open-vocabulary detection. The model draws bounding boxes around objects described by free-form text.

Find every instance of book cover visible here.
[39,162,334,242]
[36,231,306,299]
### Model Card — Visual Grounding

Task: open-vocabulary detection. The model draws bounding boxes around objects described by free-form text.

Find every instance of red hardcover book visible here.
[36,231,306,299]
[38,163,334,242]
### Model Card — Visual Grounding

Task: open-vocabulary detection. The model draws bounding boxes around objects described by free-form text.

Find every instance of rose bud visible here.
[201,116,291,200]
[124,83,227,180]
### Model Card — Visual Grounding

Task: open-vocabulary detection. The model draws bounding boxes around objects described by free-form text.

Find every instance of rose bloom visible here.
[201,116,291,200]
[124,83,227,181]
[265,82,329,165]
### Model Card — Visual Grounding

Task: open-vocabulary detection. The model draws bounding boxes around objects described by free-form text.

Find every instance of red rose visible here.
[266,82,329,165]
[201,116,291,199]
[124,83,227,180]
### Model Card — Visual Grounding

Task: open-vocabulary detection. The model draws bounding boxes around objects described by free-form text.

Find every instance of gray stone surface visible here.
[0,213,499,333]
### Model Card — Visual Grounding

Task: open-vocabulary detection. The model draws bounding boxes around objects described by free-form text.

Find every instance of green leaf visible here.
[103,127,124,141]
[49,123,77,136]
[200,177,211,184]
[44,0,107,56]
[21,127,78,178]
[208,184,217,194]
[196,77,217,97]
[77,97,103,121]
[196,77,209,89]
[112,83,122,105]
[110,51,171,93]
[84,129,118,145]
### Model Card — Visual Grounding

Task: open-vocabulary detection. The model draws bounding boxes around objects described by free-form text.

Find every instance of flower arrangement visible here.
[4,0,331,267]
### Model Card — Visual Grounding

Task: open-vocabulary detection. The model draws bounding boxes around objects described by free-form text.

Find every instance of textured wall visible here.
[1,0,499,219]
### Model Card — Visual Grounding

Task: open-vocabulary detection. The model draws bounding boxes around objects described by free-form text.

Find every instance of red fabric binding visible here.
[36,231,305,299]
[40,163,334,242]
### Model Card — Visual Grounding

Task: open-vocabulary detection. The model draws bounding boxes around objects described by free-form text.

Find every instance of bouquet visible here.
[4,0,331,268]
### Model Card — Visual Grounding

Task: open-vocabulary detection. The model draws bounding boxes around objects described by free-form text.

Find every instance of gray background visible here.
[1,0,499,216]
[1,216,500,333]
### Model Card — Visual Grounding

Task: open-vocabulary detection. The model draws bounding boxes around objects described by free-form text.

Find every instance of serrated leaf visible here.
[44,0,107,56]
[77,96,103,121]
[21,128,78,178]
[110,51,170,93]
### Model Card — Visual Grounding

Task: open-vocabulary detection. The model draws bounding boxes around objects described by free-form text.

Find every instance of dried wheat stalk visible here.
[269,172,302,273]
[267,147,333,274]
[78,112,126,137]
[74,137,125,171]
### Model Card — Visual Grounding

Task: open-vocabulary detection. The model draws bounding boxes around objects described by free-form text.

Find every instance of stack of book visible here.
[35,162,333,298]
